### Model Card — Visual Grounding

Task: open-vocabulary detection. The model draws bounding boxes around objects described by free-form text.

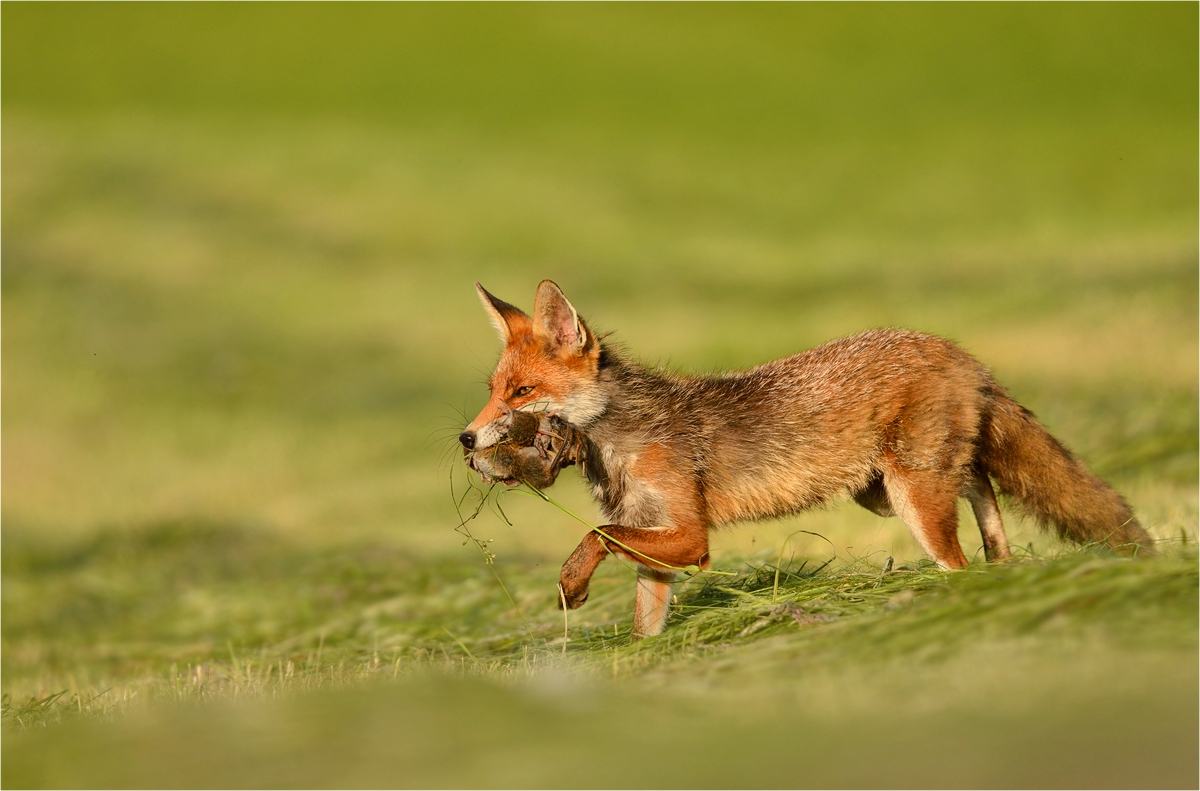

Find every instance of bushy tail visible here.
[981,390,1153,554]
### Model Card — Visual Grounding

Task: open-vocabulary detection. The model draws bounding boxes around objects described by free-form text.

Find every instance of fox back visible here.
[577,329,993,527]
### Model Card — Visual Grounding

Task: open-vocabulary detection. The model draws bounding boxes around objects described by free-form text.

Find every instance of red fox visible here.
[460,280,1153,637]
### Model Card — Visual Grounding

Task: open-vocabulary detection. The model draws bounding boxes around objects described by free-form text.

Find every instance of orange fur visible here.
[462,281,1153,638]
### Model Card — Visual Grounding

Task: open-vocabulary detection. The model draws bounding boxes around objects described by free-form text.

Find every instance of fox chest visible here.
[582,440,685,529]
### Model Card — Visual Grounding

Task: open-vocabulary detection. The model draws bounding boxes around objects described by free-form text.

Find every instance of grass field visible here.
[3,4,1197,788]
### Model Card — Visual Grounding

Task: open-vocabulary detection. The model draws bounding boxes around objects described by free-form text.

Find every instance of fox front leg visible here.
[557,530,609,610]
[632,568,674,639]
[557,524,710,636]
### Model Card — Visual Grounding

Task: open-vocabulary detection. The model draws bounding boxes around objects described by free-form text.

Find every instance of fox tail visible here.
[981,390,1153,554]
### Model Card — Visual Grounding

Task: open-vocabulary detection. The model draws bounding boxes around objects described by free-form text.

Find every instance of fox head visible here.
[459,280,605,453]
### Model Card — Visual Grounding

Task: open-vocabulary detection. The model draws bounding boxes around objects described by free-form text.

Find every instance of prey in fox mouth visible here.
[464,409,581,490]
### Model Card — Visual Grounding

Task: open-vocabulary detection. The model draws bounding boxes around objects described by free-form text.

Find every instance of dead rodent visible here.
[467,411,581,489]
[506,409,541,447]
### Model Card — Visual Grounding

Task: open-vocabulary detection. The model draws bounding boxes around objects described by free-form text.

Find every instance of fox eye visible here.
[513,385,535,398]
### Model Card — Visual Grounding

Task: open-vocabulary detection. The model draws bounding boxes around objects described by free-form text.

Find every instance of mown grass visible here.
[3,524,1197,788]
[3,3,1197,788]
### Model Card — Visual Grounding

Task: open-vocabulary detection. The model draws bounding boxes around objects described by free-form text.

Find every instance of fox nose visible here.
[459,431,476,451]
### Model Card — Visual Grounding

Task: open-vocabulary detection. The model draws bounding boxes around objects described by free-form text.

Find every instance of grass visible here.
[3,526,1197,787]
[2,4,1198,788]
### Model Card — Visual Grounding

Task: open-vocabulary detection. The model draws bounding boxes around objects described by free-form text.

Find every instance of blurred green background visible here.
[3,4,1197,788]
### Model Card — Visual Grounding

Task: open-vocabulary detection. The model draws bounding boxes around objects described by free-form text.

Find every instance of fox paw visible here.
[557,581,589,610]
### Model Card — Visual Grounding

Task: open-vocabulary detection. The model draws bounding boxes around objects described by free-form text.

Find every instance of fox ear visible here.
[476,283,530,343]
[534,280,593,356]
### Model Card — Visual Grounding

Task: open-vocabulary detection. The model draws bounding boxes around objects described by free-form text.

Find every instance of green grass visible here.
[3,526,1197,788]
[3,4,1197,788]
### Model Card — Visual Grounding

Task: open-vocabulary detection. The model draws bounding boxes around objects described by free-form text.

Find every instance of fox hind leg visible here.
[883,467,969,569]
[967,467,1011,561]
